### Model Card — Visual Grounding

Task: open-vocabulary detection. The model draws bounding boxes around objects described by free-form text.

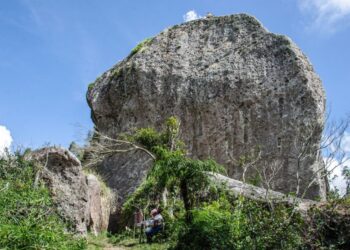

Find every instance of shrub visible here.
[133,127,164,151]
[304,198,350,249]
[173,198,303,250]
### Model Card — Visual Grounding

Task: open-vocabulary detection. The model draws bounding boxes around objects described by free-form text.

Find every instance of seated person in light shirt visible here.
[145,208,163,243]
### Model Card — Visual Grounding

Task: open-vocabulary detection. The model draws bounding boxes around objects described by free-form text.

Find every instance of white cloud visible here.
[183,10,201,22]
[326,131,350,196]
[342,131,350,152]
[327,158,347,196]
[0,125,13,156]
[299,0,350,31]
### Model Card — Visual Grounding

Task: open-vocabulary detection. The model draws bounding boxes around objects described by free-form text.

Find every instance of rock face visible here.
[209,173,316,213]
[87,14,326,200]
[28,147,112,235]
[29,147,90,234]
[87,174,112,235]
[96,150,154,232]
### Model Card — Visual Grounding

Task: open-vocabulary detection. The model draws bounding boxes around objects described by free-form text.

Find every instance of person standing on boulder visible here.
[145,208,163,243]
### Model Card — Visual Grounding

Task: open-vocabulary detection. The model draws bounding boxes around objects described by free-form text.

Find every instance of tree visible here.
[85,117,225,224]
[150,147,225,223]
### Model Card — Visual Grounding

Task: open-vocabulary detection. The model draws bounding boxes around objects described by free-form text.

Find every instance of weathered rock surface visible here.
[87,14,326,200]
[28,147,112,235]
[209,173,316,213]
[28,147,90,234]
[87,174,112,235]
[96,150,154,232]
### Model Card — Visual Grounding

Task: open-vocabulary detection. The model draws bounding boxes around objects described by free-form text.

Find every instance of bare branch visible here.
[84,129,155,168]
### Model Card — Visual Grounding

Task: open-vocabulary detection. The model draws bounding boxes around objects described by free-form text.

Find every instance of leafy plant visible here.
[150,148,225,223]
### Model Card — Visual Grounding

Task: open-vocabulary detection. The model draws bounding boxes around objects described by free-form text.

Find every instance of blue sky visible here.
[0,0,350,151]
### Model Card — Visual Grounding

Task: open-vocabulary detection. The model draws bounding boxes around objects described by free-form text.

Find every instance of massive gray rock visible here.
[87,14,326,200]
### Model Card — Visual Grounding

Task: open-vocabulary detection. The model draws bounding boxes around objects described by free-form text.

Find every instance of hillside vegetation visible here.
[1,119,349,249]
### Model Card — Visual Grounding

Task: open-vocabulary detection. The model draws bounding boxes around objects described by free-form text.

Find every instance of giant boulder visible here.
[87,14,326,200]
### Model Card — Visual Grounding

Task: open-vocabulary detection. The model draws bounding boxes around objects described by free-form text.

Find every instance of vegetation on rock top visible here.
[129,38,153,57]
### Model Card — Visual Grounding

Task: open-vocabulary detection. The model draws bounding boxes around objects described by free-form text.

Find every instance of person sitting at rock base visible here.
[145,208,163,243]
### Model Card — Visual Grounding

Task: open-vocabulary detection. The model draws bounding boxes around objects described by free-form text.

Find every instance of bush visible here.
[0,153,86,250]
[133,127,165,151]
[173,198,303,250]
[304,198,350,249]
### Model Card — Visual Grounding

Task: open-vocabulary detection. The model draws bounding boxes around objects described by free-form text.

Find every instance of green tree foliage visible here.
[150,147,225,222]
[0,152,86,250]
[120,117,304,249]
[132,127,166,151]
[121,116,224,224]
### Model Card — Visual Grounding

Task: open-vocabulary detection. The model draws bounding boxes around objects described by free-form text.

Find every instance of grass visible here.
[88,82,95,92]
[86,232,111,250]
[113,238,169,250]
[86,233,169,250]
[129,38,153,57]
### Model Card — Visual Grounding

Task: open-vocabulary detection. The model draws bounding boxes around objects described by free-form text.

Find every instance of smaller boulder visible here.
[28,147,90,234]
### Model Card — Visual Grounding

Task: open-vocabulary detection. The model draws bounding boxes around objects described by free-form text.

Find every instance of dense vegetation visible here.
[174,199,303,250]
[0,151,86,250]
[1,117,349,249]
[114,117,350,249]
[118,117,309,249]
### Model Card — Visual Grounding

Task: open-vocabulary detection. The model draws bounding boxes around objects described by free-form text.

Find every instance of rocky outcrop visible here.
[209,173,316,213]
[87,14,326,200]
[28,147,90,234]
[96,150,154,232]
[28,147,112,235]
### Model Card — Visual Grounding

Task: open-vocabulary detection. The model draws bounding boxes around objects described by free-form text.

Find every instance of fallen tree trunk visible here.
[209,173,317,213]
